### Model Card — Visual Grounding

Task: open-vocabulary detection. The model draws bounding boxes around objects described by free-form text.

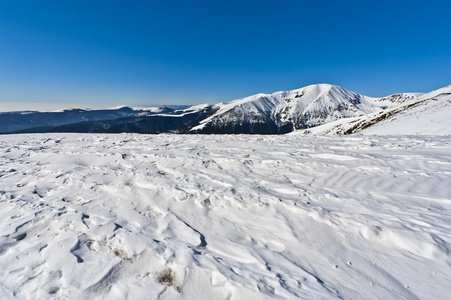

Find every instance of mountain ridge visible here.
[1,84,448,135]
[290,84,451,136]
[188,84,423,134]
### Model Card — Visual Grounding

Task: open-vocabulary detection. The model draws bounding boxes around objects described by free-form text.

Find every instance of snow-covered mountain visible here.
[2,83,450,135]
[292,85,451,136]
[361,85,451,135]
[1,85,450,299]
[189,84,422,134]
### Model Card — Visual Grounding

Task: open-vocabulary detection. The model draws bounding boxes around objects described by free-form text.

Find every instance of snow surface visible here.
[1,133,450,299]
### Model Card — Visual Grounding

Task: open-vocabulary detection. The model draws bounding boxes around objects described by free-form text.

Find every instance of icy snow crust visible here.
[1,133,451,299]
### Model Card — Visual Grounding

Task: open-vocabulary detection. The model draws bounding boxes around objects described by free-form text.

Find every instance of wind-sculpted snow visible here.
[0,133,450,299]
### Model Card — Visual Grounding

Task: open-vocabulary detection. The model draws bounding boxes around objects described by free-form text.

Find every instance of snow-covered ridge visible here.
[1,83,449,135]
[190,84,423,134]
[292,85,451,136]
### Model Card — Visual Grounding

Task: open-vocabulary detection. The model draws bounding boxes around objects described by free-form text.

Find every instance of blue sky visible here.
[1,0,450,110]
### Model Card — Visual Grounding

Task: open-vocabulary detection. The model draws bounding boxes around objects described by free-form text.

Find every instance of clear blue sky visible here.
[1,0,450,110]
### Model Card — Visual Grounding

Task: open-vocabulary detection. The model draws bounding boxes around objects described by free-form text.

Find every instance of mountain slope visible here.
[3,84,449,135]
[0,106,184,134]
[361,85,451,135]
[41,106,216,134]
[291,85,450,136]
[189,84,420,134]
[0,105,217,134]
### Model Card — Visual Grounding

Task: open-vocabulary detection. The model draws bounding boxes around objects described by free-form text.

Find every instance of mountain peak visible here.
[2,83,449,135]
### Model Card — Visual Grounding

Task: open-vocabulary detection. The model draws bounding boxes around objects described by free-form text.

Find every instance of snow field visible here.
[0,133,450,299]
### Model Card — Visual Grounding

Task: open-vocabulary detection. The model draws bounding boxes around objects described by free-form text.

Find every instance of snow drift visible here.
[1,133,450,299]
